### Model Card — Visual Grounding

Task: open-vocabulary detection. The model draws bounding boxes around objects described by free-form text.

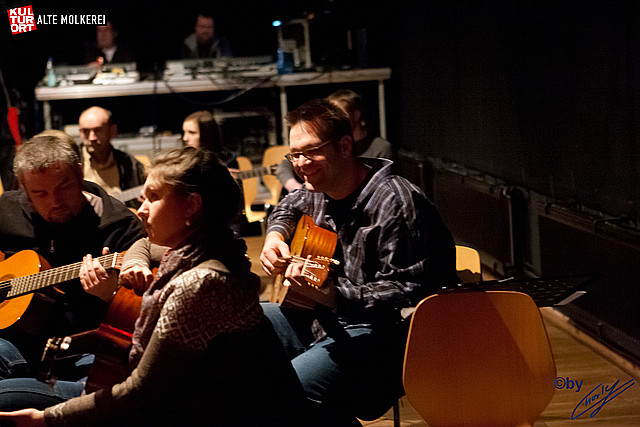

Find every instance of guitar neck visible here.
[5,253,123,299]
[236,164,277,180]
[113,186,143,204]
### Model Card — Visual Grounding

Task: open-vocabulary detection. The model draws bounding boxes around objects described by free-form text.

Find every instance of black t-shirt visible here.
[325,168,374,231]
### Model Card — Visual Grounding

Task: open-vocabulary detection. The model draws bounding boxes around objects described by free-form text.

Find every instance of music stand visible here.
[438,273,595,307]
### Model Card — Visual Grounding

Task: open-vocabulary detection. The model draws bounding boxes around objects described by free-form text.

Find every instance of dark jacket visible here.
[112,147,147,209]
[82,43,136,64]
[0,180,146,364]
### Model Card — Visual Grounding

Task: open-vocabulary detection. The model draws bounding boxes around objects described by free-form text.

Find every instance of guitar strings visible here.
[287,255,340,265]
[0,253,122,298]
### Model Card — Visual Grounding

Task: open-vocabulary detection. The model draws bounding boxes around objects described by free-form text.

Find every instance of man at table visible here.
[260,98,458,425]
[78,106,147,208]
[83,20,136,65]
[181,12,232,59]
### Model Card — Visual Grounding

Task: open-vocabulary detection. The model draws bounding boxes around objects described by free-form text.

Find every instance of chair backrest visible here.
[135,154,151,169]
[403,291,556,427]
[455,245,482,283]
[261,145,290,206]
[236,156,266,224]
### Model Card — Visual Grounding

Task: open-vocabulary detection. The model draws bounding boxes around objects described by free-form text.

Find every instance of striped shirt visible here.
[267,158,456,325]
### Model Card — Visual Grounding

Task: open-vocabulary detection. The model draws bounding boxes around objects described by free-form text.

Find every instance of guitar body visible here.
[0,250,50,329]
[40,286,142,393]
[270,215,338,309]
[84,286,141,392]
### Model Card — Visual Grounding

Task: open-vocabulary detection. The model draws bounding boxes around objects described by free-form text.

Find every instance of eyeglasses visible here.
[285,139,334,163]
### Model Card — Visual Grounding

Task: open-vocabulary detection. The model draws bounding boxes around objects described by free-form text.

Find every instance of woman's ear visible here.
[185,192,203,221]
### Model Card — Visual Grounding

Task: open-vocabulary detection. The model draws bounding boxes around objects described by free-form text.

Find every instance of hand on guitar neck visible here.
[80,247,119,302]
[81,248,155,299]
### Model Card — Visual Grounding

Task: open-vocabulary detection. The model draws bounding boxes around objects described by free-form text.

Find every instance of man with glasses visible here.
[260,98,458,426]
[276,89,393,194]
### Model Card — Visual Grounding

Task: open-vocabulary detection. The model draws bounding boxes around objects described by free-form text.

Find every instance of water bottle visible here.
[277,48,294,75]
[46,57,56,87]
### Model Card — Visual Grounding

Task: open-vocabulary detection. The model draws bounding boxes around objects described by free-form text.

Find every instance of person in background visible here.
[182,110,237,168]
[277,89,392,193]
[83,20,136,65]
[182,110,244,235]
[260,99,457,426]
[181,13,232,59]
[0,132,145,378]
[328,89,392,159]
[0,147,308,426]
[78,106,147,208]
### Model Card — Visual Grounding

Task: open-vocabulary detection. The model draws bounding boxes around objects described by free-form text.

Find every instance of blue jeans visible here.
[261,303,407,426]
[0,338,86,410]
[0,377,84,411]
[0,339,29,380]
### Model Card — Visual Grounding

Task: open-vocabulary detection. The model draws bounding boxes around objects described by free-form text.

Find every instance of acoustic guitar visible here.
[269,215,339,309]
[0,250,125,330]
[40,286,141,392]
[233,163,279,181]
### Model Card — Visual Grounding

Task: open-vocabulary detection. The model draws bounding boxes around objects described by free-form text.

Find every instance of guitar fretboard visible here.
[3,253,122,299]
[113,186,143,204]
[236,164,277,180]
[112,164,278,203]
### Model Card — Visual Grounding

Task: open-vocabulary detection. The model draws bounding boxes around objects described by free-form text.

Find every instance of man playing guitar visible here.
[260,98,458,426]
[0,132,145,379]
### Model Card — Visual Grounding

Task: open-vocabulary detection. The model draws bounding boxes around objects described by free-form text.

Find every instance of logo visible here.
[7,5,37,35]
[6,5,107,35]
[571,379,635,420]
[554,376,583,392]
[555,376,636,420]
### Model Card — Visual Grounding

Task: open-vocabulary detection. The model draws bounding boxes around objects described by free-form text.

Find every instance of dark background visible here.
[7,0,633,219]
[2,1,639,358]
[0,0,394,139]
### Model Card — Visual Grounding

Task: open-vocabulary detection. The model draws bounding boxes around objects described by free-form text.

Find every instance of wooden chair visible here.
[455,244,482,283]
[134,154,151,169]
[261,145,289,206]
[392,244,483,425]
[403,291,556,426]
[236,156,267,226]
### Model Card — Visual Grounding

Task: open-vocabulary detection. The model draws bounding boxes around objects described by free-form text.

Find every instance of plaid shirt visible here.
[267,158,456,325]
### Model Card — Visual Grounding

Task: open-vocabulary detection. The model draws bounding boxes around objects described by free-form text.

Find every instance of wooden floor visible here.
[245,235,640,426]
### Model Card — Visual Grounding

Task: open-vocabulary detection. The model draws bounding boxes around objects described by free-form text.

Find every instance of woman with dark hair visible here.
[0,147,306,426]
[182,110,244,234]
[182,111,238,169]
[182,111,223,152]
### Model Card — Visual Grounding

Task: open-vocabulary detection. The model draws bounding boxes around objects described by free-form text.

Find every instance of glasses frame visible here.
[285,139,335,163]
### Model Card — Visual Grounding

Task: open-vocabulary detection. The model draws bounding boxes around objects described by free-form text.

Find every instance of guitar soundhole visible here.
[0,275,16,303]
